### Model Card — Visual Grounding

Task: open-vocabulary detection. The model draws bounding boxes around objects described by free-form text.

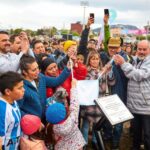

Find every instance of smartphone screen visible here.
[90,13,94,19]
[104,9,109,16]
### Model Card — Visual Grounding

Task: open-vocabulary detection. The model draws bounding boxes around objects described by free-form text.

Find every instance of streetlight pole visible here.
[146,20,149,40]
[80,1,89,30]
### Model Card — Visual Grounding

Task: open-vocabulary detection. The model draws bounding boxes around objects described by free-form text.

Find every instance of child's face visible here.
[77,57,84,64]
[8,81,25,100]
[67,45,77,60]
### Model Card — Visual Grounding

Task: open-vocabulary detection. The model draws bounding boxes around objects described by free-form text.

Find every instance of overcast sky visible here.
[0,0,149,30]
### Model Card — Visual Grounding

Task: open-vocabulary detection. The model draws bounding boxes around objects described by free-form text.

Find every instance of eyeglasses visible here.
[108,46,119,50]
[88,41,96,45]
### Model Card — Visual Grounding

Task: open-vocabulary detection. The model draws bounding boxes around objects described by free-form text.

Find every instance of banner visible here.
[77,80,99,105]
[121,29,147,35]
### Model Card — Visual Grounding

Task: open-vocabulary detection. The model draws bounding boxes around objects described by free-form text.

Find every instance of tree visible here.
[60,29,70,35]
[10,29,14,34]
[36,29,45,35]
[25,29,36,36]
[50,27,57,37]
[36,27,57,37]
[71,31,80,36]
[136,35,150,41]
[12,28,23,34]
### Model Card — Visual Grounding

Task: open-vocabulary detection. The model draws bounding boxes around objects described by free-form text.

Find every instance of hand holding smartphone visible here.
[104,9,109,25]
[104,9,109,16]
[89,13,94,24]
[90,13,94,19]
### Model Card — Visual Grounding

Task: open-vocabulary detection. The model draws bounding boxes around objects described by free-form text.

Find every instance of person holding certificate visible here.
[114,40,150,150]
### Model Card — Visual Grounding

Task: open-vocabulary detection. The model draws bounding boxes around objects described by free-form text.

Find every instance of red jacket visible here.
[46,63,87,98]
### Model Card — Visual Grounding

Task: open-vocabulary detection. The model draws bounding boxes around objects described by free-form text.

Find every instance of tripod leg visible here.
[94,130,105,150]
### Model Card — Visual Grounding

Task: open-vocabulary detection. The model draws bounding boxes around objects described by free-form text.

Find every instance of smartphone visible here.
[104,9,109,16]
[89,13,94,19]
[89,13,94,23]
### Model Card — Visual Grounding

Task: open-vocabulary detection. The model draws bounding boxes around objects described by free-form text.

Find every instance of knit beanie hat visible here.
[63,40,77,52]
[46,103,66,124]
[21,115,41,135]
[41,57,56,73]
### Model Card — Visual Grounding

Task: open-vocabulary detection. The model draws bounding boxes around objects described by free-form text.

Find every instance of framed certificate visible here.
[95,94,134,125]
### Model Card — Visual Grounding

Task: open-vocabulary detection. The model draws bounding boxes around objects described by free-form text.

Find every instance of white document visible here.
[77,80,99,105]
[95,94,134,125]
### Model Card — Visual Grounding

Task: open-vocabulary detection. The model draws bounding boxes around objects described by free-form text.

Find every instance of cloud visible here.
[1,0,149,11]
[0,0,149,29]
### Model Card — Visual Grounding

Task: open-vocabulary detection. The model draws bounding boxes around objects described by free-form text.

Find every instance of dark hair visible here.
[36,53,49,69]
[32,40,43,49]
[88,39,96,44]
[10,34,19,43]
[45,123,56,145]
[29,128,45,141]
[58,38,65,44]
[0,71,23,95]
[20,54,36,73]
[43,41,49,45]
[51,41,58,46]
[0,31,9,35]
[120,37,124,47]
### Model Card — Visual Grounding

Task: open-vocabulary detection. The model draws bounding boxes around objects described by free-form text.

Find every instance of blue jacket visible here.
[111,63,128,104]
[18,67,70,119]
[100,51,128,104]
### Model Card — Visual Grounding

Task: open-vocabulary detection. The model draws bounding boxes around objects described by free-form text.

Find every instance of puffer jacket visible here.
[121,55,150,115]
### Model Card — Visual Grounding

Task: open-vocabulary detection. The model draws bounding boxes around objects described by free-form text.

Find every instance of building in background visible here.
[71,22,83,35]
[110,27,122,37]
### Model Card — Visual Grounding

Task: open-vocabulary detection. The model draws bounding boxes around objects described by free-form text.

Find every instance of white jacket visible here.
[121,55,150,114]
[53,88,86,150]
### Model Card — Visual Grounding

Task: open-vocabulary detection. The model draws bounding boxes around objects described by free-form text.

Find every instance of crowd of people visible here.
[0,14,150,150]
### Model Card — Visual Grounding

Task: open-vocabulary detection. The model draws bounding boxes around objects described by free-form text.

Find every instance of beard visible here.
[137,55,146,60]
[1,47,10,53]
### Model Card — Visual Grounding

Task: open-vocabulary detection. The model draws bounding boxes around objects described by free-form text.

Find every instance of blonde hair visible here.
[77,54,84,60]
[86,51,103,70]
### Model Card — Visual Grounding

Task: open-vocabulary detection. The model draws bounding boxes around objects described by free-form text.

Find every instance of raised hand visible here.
[87,17,94,28]
[104,14,109,25]
[19,31,29,53]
